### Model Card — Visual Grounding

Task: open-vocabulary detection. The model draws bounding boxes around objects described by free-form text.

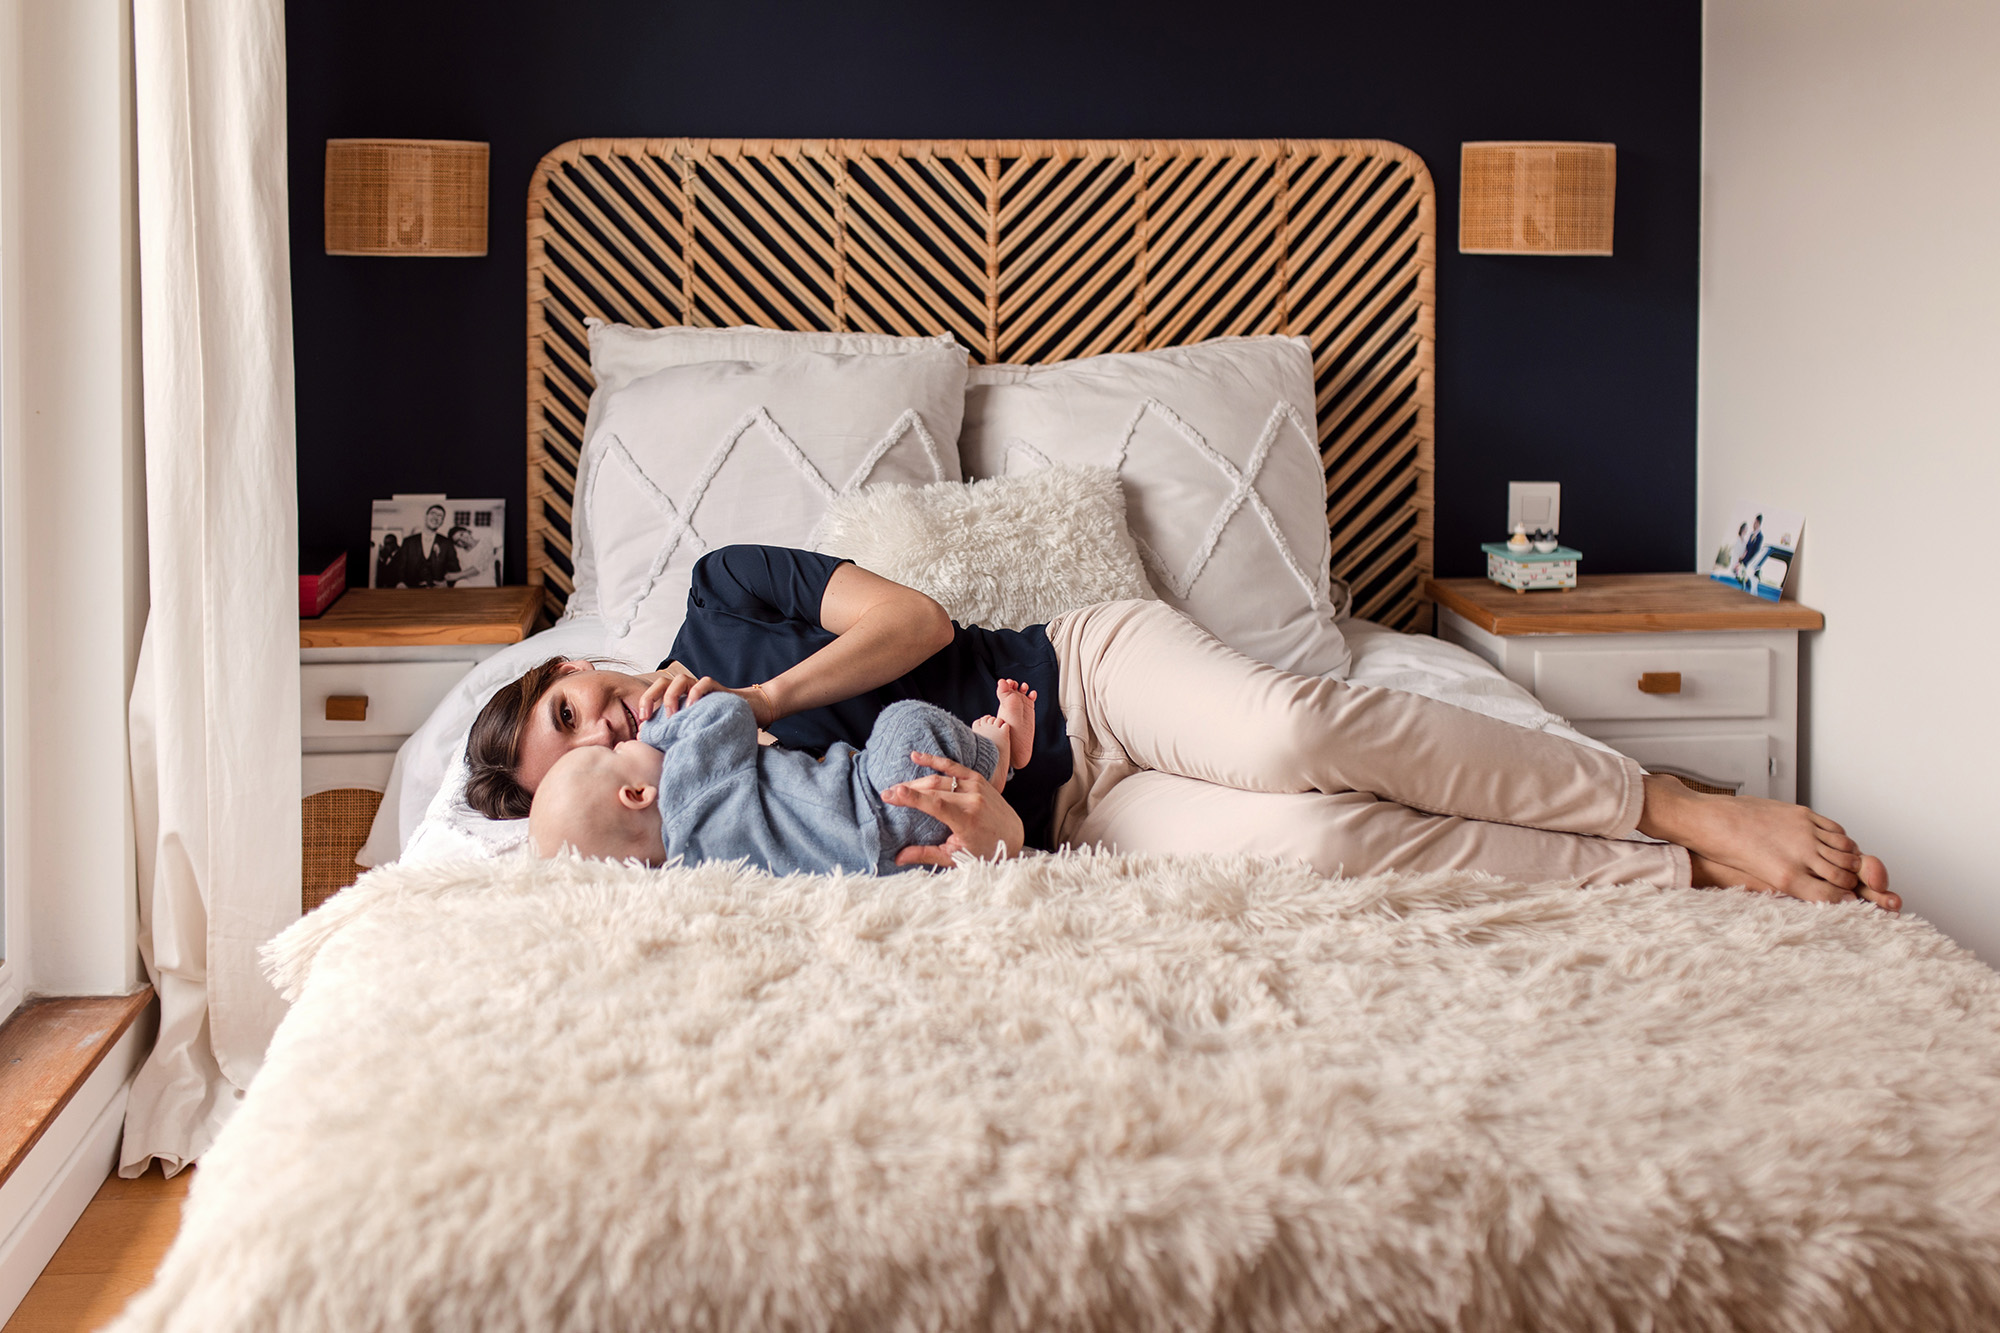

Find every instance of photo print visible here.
[370,494,505,588]
[1710,506,1802,602]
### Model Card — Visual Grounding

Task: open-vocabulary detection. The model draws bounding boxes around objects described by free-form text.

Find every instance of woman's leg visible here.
[1043,599,1643,841]
[1043,600,1890,909]
[1070,770,1689,888]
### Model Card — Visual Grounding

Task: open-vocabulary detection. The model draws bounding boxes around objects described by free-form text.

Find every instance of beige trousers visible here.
[1042,600,1690,889]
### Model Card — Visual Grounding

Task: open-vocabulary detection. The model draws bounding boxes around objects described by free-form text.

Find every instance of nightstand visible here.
[300,586,541,909]
[1424,573,1824,800]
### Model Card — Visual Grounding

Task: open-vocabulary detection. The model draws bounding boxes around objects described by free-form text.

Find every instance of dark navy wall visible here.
[288,1,1701,587]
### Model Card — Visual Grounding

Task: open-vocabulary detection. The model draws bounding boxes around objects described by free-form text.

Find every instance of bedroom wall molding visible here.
[0,0,147,998]
[525,138,1437,630]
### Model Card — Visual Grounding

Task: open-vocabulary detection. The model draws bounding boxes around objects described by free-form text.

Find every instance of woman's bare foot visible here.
[969,716,1012,792]
[994,679,1037,771]
[1644,775,1899,911]
[1690,851,1898,912]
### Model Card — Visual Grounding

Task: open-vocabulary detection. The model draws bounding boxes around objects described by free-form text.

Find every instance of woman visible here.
[468,546,1896,911]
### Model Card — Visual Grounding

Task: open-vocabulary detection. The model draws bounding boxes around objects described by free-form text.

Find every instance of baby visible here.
[528,680,1037,874]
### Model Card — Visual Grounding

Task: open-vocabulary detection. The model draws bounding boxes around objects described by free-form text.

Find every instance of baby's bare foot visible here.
[970,716,1011,791]
[994,679,1037,772]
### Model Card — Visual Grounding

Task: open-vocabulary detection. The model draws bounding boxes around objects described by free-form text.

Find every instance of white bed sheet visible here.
[361,613,1610,872]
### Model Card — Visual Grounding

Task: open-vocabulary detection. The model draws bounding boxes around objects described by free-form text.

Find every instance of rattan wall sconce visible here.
[325,139,489,256]
[1459,142,1615,256]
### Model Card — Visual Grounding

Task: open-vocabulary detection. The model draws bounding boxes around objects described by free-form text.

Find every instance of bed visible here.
[111,140,2000,1332]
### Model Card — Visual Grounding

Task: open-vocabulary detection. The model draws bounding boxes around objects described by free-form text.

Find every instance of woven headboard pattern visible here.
[528,138,1435,628]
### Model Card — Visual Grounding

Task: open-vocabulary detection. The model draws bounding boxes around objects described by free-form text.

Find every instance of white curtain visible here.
[123,0,300,1176]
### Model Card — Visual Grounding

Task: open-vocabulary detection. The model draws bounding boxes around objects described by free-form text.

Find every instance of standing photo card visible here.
[1710,506,1802,602]
[370,495,505,587]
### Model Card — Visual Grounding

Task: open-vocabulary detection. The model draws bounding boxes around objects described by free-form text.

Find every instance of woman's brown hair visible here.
[463,656,573,819]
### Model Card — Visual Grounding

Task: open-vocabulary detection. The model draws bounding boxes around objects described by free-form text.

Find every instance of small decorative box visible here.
[300,549,349,618]
[1482,542,1582,592]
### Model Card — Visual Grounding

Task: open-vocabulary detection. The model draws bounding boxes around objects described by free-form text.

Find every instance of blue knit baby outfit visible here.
[636,694,1000,875]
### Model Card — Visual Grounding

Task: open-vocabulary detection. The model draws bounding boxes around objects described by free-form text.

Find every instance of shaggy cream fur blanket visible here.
[111,852,2000,1332]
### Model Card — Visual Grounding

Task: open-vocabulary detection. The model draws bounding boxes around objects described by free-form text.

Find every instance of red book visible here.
[300,550,347,618]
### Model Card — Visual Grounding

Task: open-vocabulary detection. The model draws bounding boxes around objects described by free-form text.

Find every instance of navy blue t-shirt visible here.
[663,545,1072,850]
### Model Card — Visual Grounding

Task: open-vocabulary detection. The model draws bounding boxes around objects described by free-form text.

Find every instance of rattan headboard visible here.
[527,138,1435,628]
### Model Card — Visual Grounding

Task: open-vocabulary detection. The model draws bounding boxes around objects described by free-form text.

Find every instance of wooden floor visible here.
[4,1166,188,1333]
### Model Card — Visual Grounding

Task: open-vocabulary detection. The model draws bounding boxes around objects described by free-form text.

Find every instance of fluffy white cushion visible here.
[568,320,965,619]
[113,853,2000,1331]
[815,466,1154,630]
[961,336,1349,677]
[579,346,966,665]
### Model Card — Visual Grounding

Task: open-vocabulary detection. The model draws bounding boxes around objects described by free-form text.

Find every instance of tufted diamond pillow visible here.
[580,346,966,666]
[569,320,965,620]
[960,337,1349,678]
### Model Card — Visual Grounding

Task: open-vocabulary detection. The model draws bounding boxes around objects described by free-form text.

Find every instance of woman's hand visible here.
[637,672,778,730]
[882,753,1026,866]
[633,672,688,724]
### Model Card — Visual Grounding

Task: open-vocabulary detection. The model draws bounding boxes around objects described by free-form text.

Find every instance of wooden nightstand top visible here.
[300,587,543,649]
[1423,573,1825,635]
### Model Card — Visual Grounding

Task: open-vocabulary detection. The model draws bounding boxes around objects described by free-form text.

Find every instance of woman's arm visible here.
[666,563,954,727]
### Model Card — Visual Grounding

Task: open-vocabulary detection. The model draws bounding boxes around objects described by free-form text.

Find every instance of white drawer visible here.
[1532,645,1771,722]
[302,750,397,797]
[1608,732,1774,799]
[300,659,475,740]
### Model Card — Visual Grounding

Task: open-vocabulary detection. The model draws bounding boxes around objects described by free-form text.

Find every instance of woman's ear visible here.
[618,783,656,811]
[557,659,591,676]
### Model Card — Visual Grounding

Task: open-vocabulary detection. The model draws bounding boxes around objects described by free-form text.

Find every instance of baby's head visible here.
[528,739,668,863]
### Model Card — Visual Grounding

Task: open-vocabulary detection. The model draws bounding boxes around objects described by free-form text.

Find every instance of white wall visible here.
[1702,0,2000,963]
[0,0,147,995]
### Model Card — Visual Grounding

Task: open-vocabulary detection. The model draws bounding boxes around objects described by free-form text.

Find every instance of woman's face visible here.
[514,661,652,796]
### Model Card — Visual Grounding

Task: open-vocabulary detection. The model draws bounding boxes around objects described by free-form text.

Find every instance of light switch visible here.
[1508,481,1561,535]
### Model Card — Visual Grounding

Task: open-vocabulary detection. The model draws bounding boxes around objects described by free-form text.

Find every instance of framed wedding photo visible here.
[370,495,505,588]
[1710,506,1802,602]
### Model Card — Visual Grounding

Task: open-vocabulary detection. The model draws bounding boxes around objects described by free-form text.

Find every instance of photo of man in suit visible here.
[1738,513,1765,579]
[374,532,406,588]
[407,503,459,587]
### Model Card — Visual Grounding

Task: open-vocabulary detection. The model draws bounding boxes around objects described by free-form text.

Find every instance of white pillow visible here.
[960,336,1349,678]
[816,466,1155,631]
[568,321,964,619]
[580,346,966,665]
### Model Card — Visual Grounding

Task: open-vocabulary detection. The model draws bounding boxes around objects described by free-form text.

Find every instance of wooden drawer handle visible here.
[325,695,369,722]
[1636,672,1682,695]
